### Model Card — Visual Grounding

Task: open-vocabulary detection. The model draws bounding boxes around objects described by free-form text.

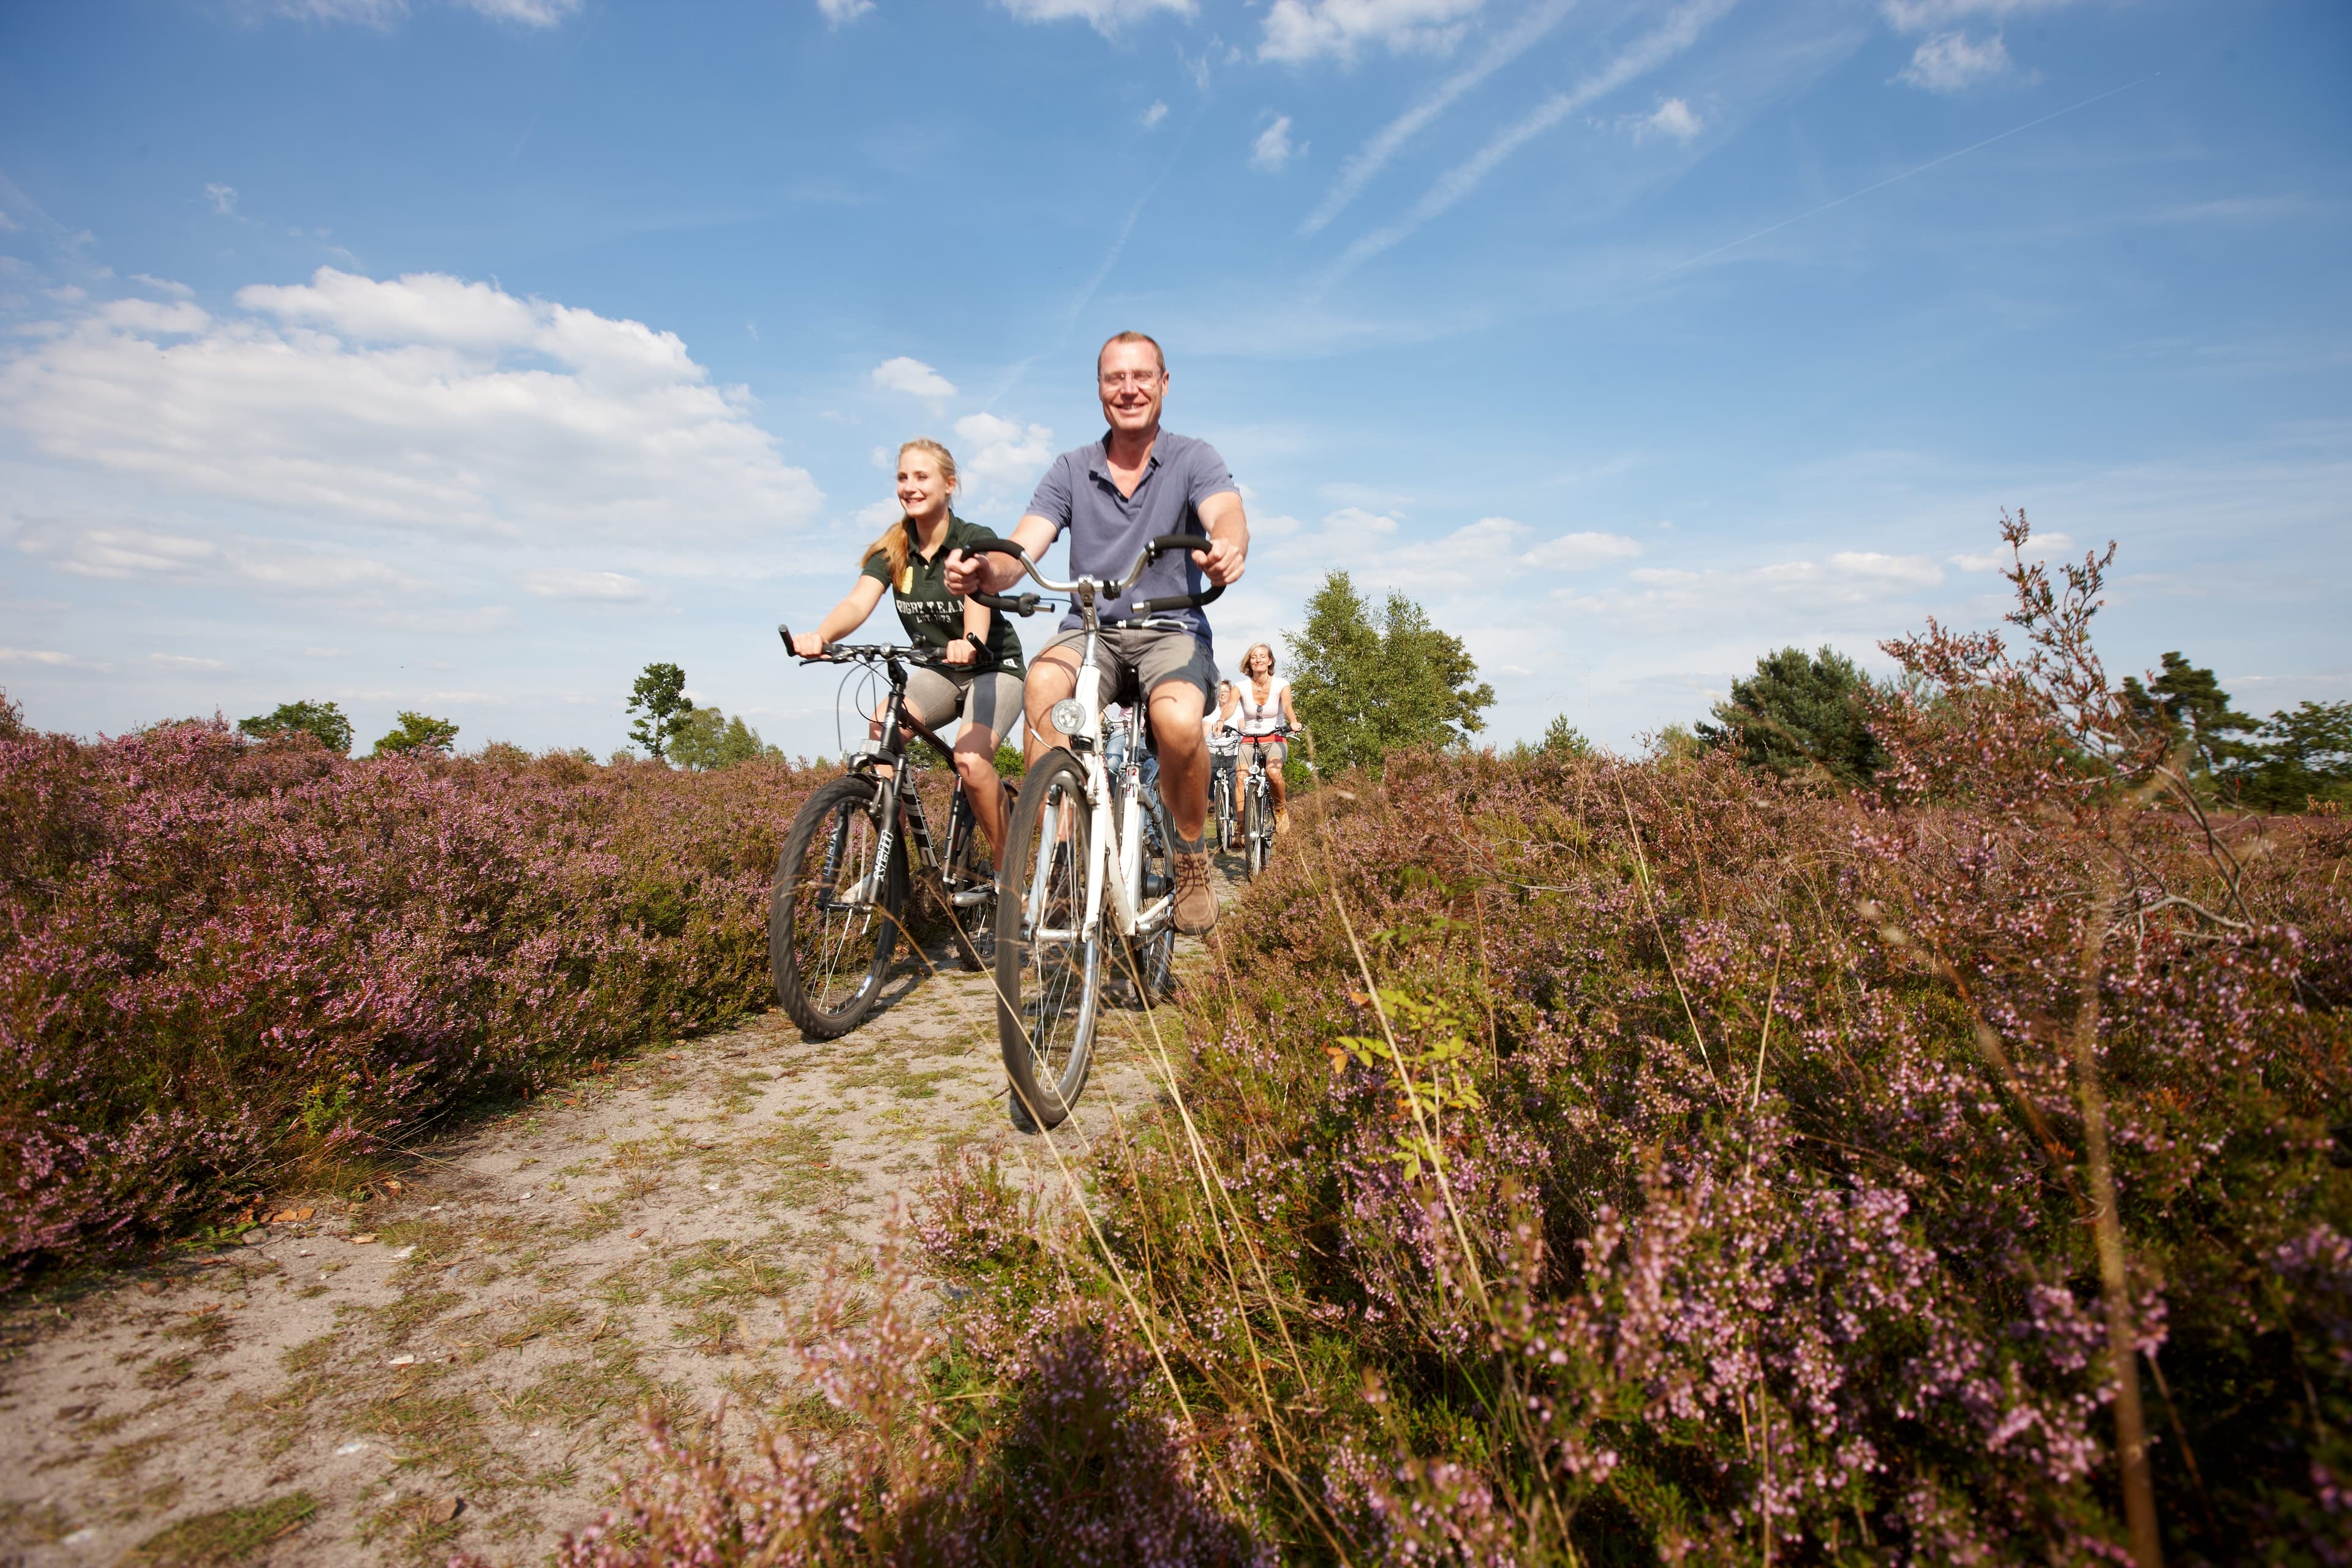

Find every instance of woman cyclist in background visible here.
[1234,643,1296,834]
[1205,679,1240,843]
[793,439,1023,858]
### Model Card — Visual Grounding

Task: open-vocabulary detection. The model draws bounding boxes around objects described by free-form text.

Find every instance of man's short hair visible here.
[1098,331,1166,377]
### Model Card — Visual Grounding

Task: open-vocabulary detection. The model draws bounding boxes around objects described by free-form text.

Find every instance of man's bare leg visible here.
[1023,649,1080,763]
[1146,681,1210,843]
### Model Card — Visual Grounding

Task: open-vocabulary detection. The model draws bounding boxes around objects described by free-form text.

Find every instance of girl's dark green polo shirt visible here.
[860,514,1025,674]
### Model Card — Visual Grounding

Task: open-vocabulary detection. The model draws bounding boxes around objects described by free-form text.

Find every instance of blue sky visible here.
[1,0,2345,756]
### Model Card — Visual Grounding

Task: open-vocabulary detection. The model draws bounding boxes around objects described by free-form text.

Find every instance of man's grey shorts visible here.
[1038,626,1216,710]
[903,665,1024,738]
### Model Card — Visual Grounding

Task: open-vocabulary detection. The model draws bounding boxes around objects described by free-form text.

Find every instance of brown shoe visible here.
[1275,809,1292,835]
[1172,850,1217,935]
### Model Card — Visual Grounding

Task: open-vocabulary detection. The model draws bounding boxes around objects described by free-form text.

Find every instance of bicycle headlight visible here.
[1050,699,1088,736]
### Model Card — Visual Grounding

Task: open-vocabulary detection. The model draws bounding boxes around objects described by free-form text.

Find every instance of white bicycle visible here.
[969,532,1224,1132]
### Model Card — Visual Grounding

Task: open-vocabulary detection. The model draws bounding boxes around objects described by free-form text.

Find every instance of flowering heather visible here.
[898,522,2351,1563]
[0,703,826,1286]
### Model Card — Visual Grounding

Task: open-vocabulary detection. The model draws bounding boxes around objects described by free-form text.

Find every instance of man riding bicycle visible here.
[945,331,1248,936]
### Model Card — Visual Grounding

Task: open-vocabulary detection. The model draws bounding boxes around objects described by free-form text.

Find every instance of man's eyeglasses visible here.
[1098,371,1163,390]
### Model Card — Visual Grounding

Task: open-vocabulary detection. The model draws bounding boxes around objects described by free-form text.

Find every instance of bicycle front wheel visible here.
[995,750,1099,1131]
[1244,781,1268,880]
[1214,773,1236,854]
[771,775,906,1039]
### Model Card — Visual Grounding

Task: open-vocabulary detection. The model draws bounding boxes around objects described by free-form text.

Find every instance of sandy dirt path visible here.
[0,859,1240,1567]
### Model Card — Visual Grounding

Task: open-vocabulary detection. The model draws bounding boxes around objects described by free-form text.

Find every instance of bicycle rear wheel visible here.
[1125,793,1176,1002]
[940,780,1003,974]
[771,775,907,1039]
[1214,772,1236,854]
[995,750,1099,1131]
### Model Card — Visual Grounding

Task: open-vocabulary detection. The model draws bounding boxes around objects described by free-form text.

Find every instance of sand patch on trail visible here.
[0,857,1243,1567]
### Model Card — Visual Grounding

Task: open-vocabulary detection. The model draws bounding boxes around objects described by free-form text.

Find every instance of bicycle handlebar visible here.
[962,533,1227,616]
[775,624,997,673]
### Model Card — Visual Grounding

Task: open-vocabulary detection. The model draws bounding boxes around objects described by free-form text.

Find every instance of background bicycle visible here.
[766,630,1009,1040]
[1236,722,1297,881]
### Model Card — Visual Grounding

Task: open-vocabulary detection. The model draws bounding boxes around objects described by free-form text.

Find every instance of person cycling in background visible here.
[1206,680,1240,829]
[944,331,1248,936]
[793,439,1022,859]
[1234,642,1297,834]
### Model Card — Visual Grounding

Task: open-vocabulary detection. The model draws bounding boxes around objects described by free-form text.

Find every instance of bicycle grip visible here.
[1144,533,1213,561]
[1131,582,1226,614]
[974,590,1044,614]
[963,538,1030,560]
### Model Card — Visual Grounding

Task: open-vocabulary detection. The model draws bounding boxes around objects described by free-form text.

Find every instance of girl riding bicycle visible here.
[793,439,1023,858]
[1235,643,1296,834]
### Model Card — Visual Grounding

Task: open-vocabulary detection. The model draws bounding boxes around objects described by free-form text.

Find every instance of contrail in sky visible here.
[1323,0,1736,284]
[1645,74,2160,285]
[1300,0,1578,239]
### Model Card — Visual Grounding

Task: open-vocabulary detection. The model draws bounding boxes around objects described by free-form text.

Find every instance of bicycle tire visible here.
[940,780,998,974]
[1125,793,1177,1002]
[996,750,1099,1132]
[770,775,907,1039]
[1214,772,1236,854]
[1244,780,1268,880]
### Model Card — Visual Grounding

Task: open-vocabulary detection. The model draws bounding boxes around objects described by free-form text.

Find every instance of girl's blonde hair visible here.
[858,439,959,586]
[1241,642,1278,678]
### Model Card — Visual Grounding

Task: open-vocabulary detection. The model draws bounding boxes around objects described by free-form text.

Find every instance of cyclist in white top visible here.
[1234,642,1297,834]
[1205,679,1240,824]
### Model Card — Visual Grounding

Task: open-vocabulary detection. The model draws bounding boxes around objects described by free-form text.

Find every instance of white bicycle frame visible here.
[985,541,1199,954]
[1022,626,1174,950]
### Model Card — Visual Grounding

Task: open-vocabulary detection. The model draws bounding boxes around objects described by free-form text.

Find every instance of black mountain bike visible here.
[1237,724,1297,881]
[767,630,1010,1039]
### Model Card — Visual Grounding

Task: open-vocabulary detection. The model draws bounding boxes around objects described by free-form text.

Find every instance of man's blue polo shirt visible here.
[1023,428,1238,644]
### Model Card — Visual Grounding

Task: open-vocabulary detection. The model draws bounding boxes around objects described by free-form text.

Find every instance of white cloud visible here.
[1251,116,1302,172]
[869,355,957,399]
[1300,0,1572,235]
[0,647,74,666]
[1895,31,2015,92]
[817,0,875,25]
[205,183,238,216]
[995,0,1193,36]
[1319,505,1401,538]
[1140,100,1171,129]
[1633,97,1704,143]
[853,498,903,532]
[1556,549,1949,635]
[13,519,439,600]
[951,412,1056,494]
[148,653,228,670]
[0,210,21,233]
[1521,529,1644,570]
[1329,0,1735,278]
[519,567,655,603]
[453,0,579,22]
[1881,0,2075,28]
[1949,530,2072,570]
[249,0,581,24]
[129,273,194,297]
[1258,0,1483,64]
[0,267,822,542]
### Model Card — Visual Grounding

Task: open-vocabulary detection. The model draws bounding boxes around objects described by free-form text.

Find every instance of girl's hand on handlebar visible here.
[1193,532,1246,587]
[943,637,977,666]
[791,631,828,659]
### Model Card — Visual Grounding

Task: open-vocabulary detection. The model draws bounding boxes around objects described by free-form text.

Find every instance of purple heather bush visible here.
[0,702,826,1285]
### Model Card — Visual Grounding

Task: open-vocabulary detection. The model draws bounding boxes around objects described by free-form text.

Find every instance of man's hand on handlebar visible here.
[943,547,990,599]
[1193,530,1246,587]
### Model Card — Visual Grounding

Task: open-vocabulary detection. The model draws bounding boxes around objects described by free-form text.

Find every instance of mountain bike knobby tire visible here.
[996,749,1099,1132]
[770,775,909,1039]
